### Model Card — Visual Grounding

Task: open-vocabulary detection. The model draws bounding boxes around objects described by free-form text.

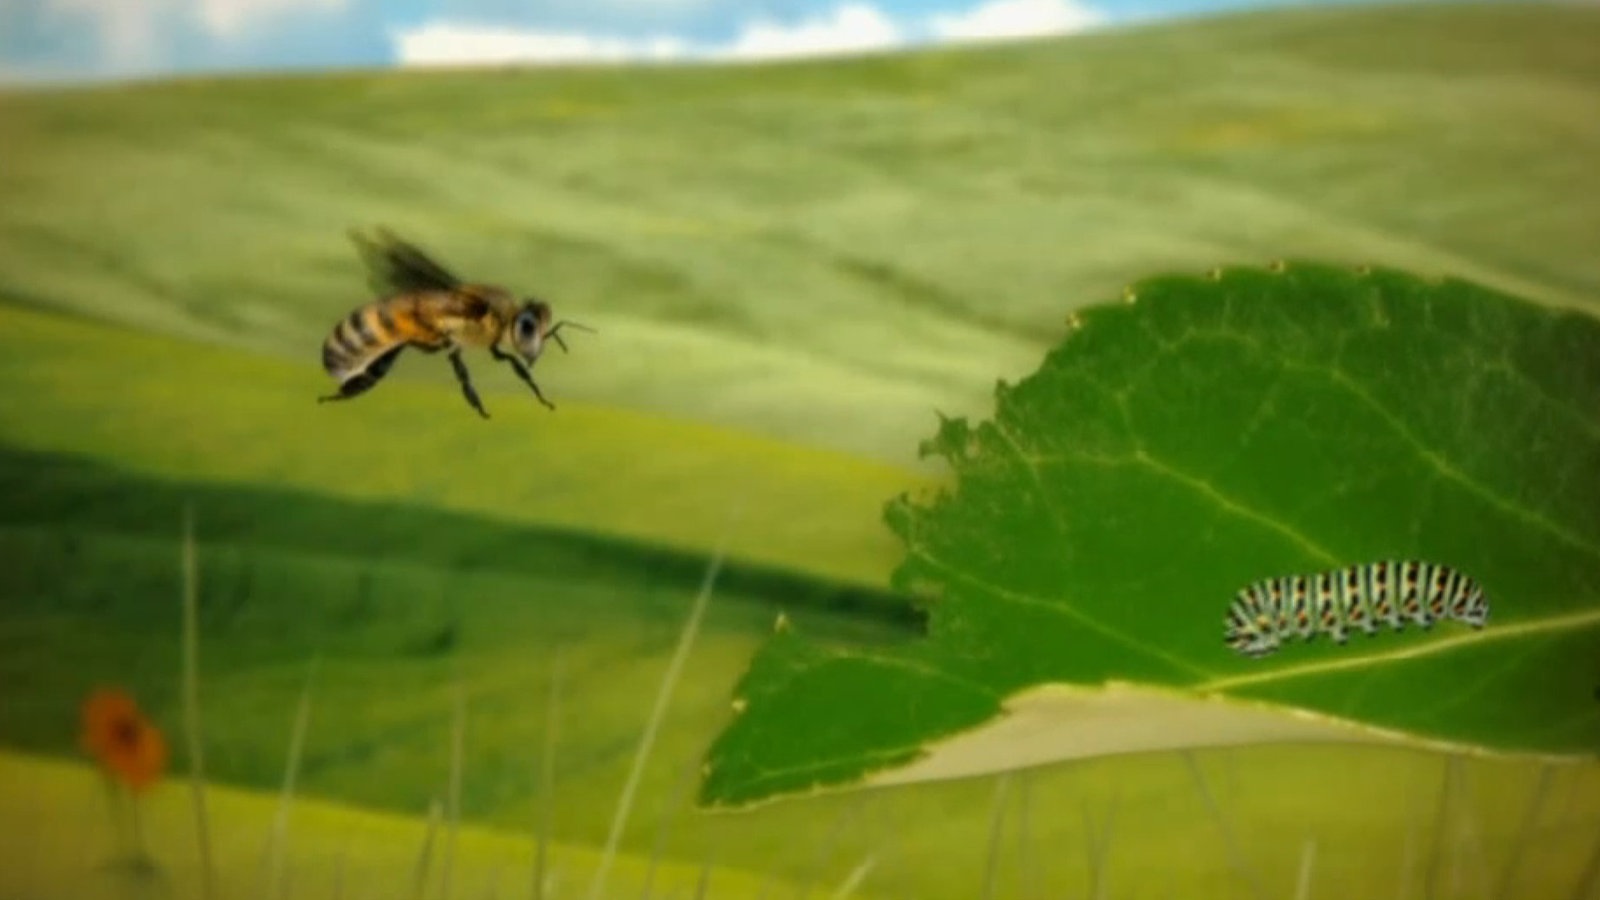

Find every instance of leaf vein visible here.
[909,544,1215,679]
[1131,446,1343,566]
[1195,607,1600,693]
[819,645,1003,701]
[1308,360,1600,562]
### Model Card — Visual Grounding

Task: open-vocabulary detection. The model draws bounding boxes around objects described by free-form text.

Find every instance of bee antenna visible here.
[546,320,594,354]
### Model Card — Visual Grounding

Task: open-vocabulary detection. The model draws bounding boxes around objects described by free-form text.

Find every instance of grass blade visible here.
[533,650,562,900]
[1569,802,1600,900]
[181,504,218,900]
[584,524,731,900]
[1016,771,1034,900]
[639,756,703,900]
[692,846,716,900]
[1491,763,1553,900]
[980,773,1012,900]
[1398,757,1424,900]
[442,673,467,900]
[413,798,443,900]
[1425,755,1456,900]
[829,855,876,900]
[259,657,318,900]
[1084,788,1119,900]
[1571,848,1600,900]
[797,794,872,900]
[1294,839,1316,900]
[1182,750,1265,900]
[1449,761,1490,900]
[331,844,347,900]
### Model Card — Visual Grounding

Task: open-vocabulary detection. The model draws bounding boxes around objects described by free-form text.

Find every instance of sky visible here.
[0,0,1381,84]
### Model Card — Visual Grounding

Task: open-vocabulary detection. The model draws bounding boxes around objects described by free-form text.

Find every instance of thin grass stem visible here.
[130,792,149,863]
[1016,770,1034,900]
[413,798,443,900]
[533,650,562,900]
[797,794,872,900]
[829,855,876,900]
[260,658,318,900]
[1569,818,1600,900]
[181,504,218,900]
[1449,761,1490,900]
[1493,764,1552,900]
[584,523,731,900]
[331,840,348,900]
[441,673,467,900]
[1182,750,1265,900]
[1425,755,1456,900]
[981,774,1012,900]
[1084,788,1119,900]
[1399,770,1421,900]
[1293,839,1316,900]
[639,756,703,900]
[691,846,716,900]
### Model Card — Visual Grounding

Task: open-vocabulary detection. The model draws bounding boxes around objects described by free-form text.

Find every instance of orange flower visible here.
[81,687,167,793]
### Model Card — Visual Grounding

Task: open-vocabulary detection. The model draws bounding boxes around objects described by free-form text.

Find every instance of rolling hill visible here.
[2,2,1597,467]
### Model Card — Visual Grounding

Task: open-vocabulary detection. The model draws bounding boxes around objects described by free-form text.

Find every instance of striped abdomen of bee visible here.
[318,286,590,419]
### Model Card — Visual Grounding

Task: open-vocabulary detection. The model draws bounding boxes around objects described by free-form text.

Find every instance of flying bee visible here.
[318,228,592,418]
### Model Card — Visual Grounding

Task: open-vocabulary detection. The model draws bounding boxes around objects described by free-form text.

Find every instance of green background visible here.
[2,2,1598,897]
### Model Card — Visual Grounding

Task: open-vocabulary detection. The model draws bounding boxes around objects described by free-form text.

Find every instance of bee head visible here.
[511,300,554,363]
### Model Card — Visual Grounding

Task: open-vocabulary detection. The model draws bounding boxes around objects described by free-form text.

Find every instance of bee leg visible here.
[491,347,556,411]
[447,349,491,419]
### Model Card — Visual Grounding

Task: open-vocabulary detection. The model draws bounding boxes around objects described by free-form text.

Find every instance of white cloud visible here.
[394,3,907,67]
[197,0,348,39]
[392,0,1106,69]
[719,4,903,61]
[393,24,691,66]
[45,0,174,68]
[43,0,348,62]
[929,0,1103,42]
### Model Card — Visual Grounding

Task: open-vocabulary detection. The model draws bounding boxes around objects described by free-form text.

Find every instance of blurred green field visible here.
[5,477,1599,900]
[3,1,1600,897]
[0,304,927,589]
[0,751,795,900]
[4,3,1599,464]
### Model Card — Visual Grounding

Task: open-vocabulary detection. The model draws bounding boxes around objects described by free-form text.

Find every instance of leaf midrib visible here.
[1195,606,1600,693]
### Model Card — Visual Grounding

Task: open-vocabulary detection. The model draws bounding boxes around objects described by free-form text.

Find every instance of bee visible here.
[318,228,591,419]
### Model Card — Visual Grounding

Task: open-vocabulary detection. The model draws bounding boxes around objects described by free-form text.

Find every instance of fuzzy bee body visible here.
[318,230,588,418]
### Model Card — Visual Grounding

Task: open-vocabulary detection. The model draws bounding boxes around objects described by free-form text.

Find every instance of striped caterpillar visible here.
[1224,560,1489,659]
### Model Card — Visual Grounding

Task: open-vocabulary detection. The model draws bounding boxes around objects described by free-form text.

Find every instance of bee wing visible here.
[350,227,463,296]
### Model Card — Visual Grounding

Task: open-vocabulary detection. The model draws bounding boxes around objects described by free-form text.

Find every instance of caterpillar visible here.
[1224,560,1489,659]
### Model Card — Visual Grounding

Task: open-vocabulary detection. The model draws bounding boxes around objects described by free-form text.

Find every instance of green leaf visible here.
[700,261,1600,809]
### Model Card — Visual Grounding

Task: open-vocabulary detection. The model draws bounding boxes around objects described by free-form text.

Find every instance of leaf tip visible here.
[1122,287,1138,304]
[773,612,790,633]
